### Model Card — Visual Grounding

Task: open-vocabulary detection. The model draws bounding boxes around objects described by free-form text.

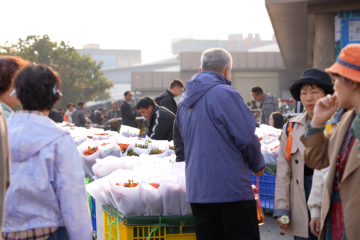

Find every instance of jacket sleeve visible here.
[300,128,330,170]
[80,111,86,124]
[212,88,265,172]
[122,103,136,121]
[260,108,265,124]
[273,126,292,218]
[173,120,184,162]
[150,110,174,140]
[307,170,324,218]
[54,134,92,240]
[107,110,112,120]
[64,113,69,122]
[262,103,274,125]
[159,98,176,114]
[0,109,10,234]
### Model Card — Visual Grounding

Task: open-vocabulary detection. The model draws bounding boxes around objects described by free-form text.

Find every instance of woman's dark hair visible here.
[0,56,30,95]
[14,64,61,111]
[136,97,155,110]
[271,112,284,129]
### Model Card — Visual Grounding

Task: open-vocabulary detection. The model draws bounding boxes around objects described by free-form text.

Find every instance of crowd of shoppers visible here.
[1,43,360,240]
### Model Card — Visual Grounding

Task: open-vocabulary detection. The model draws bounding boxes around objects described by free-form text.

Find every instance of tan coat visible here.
[301,109,360,240]
[0,105,11,238]
[274,112,310,238]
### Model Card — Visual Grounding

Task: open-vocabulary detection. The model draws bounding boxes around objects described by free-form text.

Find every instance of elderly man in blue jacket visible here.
[175,48,265,240]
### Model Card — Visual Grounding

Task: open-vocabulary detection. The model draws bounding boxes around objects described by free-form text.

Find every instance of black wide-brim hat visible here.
[289,68,334,101]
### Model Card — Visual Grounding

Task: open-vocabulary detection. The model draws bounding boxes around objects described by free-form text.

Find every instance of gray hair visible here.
[112,101,118,105]
[200,48,232,73]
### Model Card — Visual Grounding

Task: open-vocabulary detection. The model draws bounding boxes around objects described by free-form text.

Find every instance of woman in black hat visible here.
[273,68,334,240]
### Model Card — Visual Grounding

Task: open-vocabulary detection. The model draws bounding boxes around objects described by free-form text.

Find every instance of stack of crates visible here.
[103,206,196,240]
[249,170,276,210]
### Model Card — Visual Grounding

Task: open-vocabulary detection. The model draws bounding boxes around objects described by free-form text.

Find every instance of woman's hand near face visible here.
[312,94,338,127]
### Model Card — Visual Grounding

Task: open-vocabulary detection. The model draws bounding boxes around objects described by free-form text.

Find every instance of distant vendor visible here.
[136,97,175,141]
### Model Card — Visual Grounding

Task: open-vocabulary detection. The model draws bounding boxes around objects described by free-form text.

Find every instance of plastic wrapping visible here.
[86,178,108,206]
[139,181,163,216]
[267,140,280,161]
[119,125,140,138]
[108,169,143,217]
[179,174,192,215]
[92,156,124,178]
[78,140,100,178]
[98,140,115,159]
[160,174,181,216]
[72,134,86,146]
[113,137,133,157]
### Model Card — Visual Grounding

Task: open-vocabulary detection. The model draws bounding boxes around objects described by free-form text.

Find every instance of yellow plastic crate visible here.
[104,212,196,240]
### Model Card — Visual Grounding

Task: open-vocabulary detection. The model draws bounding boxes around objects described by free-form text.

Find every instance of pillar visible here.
[313,13,336,70]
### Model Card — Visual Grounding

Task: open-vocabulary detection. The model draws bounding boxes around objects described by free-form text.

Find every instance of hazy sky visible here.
[1,0,274,63]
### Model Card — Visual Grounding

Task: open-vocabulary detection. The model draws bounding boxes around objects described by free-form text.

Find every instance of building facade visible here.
[76,44,141,69]
[171,33,276,54]
[131,51,290,104]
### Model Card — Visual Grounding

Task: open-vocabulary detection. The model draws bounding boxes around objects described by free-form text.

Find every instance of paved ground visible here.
[259,211,293,240]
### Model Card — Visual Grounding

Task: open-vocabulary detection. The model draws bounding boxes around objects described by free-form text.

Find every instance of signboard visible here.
[341,17,360,48]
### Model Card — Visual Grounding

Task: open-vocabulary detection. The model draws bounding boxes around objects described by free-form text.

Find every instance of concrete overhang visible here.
[266,0,360,80]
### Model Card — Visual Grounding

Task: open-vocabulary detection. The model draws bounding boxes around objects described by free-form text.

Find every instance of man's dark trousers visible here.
[190,200,260,240]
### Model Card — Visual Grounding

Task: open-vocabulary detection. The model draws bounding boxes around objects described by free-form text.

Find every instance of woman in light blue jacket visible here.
[2,64,92,240]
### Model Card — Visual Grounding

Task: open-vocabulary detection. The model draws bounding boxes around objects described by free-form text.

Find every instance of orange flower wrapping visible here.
[149,183,160,189]
[150,149,164,155]
[117,143,130,153]
[122,179,138,188]
[83,146,98,156]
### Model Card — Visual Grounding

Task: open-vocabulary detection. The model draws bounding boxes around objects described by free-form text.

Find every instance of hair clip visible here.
[53,84,63,97]
[10,89,16,96]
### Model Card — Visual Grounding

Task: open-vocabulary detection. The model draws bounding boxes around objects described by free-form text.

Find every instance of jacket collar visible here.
[166,90,175,98]
[0,102,13,115]
[290,112,308,126]
[150,105,159,120]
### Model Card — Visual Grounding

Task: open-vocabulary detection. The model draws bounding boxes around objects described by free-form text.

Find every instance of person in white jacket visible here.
[2,64,92,240]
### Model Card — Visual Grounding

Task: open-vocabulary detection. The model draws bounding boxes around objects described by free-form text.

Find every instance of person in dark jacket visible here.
[93,108,104,125]
[48,109,61,123]
[72,102,87,127]
[58,107,64,122]
[176,48,265,240]
[89,109,95,123]
[136,97,175,141]
[251,86,280,125]
[173,120,184,162]
[155,79,184,114]
[120,91,137,128]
